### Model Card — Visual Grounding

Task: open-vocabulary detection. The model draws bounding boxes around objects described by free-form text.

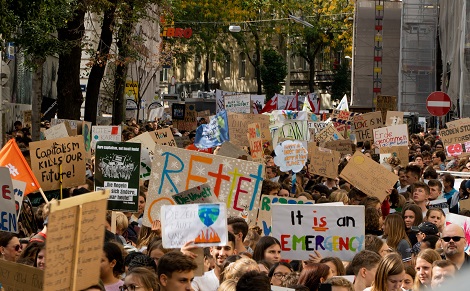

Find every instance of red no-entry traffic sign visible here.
[426,91,451,116]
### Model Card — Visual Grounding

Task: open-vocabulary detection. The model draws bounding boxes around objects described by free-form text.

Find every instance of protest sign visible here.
[215,141,251,160]
[173,104,198,131]
[216,90,238,113]
[428,199,449,214]
[445,118,470,129]
[79,121,92,160]
[271,204,365,260]
[0,260,43,291]
[373,124,409,148]
[161,203,228,248]
[91,125,122,149]
[128,132,157,180]
[445,141,470,157]
[251,94,265,113]
[273,140,308,173]
[0,168,17,233]
[308,121,327,141]
[195,111,230,149]
[44,190,109,290]
[385,111,404,126]
[144,145,265,226]
[315,123,344,143]
[172,103,185,120]
[197,110,211,118]
[227,112,271,149]
[172,183,219,204]
[95,142,141,211]
[224,94,251,113]
[438,120,470,147]
[247,123,264,163]
[23,110,32,127]
[272,121,309,145]
[43,123,70,140]
[376,96,397,120]
[323,140,354,156]
[29,136,86,191]
[257,195,314,236]
[148,127,177,146]
[379,146,409,167]
[51,119,79,136]
[340,151,397,201]
[353,111,383,142]
[12,179,26,222]
[307,144,340,179]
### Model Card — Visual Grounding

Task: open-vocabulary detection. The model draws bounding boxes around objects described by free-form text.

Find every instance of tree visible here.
[331,61,350,102]
[260,48,287,99]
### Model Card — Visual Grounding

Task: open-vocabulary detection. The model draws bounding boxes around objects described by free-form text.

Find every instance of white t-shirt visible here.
[191,269,219,291]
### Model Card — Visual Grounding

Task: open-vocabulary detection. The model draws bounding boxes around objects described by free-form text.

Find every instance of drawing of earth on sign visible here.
[195,204,221,244]
[99,154,137,180]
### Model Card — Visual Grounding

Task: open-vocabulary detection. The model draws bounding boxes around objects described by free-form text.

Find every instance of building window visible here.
[160,68,168,82]
[180,57,187,80]
[224,53,231,79]
[239,52,246,79]
[194,55,201,80]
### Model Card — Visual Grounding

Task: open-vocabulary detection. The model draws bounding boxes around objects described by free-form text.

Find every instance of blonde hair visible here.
[329,189,349,204]
[413,249,441,290]
[382,214,410,250]
[371,253,404,291]
[220,258,259,282]
[115,212,129,233]
[218,278,237,291]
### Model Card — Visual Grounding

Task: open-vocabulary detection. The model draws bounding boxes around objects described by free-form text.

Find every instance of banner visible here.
[224,94,251,113]
[29,136,86,191]
[91,126,122,149]
[161,203,228,248]
[195,111,230,149]
[271,204,364,260]
[0,139,41,195]
[227,113,271,149]
[307,144,340,179]
[172,183,219,204]
[373,124,409,148]
[353,111,383,142]
[44,190,109,290]
[143,145,265,226]
[340,151,397,201]
[0,168,17,233]
[95,142,141,211]
[257,195,314,236]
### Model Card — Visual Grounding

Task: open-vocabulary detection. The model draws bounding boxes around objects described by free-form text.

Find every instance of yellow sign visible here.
[125,81,139,101]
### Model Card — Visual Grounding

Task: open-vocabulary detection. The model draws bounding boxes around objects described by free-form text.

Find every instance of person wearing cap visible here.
[406,222,439,260]
[440,224,470,270]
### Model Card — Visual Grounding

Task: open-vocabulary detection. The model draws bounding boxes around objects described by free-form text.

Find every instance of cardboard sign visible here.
[91,125,122,149]
[257,195,314,236]
[173,104,198,131]
[23,110,32,127]
[0,168,17,233]
[340,151,397,201]
[353,112,383,142]
[43,123,70,140]
[95,142,141,212]
[247,123,263,163]
[373,124,409,148]
[44,190,109,290]
[323,140,354,156]
[308,144,340,179]
[224,94,251,113]
[161,203,228,248]
[271,204,365,260]
[128,132,157,180]
[227,113,271,149]
[308,121,327,141]
[439,119,470,147]
[379,146,409,168]
[29,136,86,191]
[197,110,211,118]
[215,142,252,160]
[272,121,309,145]
[174,136,190,148]
[12,179,26,222]
[149,127,177,146]
[0,260,43,291]
[143,145,265,226]
[273,140,308,173]
[445,118,470,129]
[172,183,219,204]
[385,111,404,126]
[51,119,79,136]
[315,124,345,143]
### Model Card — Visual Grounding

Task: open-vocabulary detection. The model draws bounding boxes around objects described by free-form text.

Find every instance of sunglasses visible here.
[441,236,465,242]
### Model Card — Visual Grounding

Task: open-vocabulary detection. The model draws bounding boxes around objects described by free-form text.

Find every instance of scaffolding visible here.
[398,0,438,115]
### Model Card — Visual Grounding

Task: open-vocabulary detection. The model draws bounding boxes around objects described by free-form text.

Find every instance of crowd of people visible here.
[2,117,470,291]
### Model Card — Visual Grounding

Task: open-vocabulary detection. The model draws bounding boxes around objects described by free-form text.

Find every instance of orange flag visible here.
[0,139,41,195]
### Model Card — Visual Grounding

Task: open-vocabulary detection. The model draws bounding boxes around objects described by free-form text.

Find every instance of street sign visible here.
[426,91,451,116]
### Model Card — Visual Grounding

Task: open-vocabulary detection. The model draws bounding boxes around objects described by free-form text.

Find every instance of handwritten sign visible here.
[172,183,219,204]
[91,125,122,149]
[340,151,397,201]
[273,140,308,173]
[315,124,344,143]
[307,144,340,179]
[215,141,251,160]
[353,111,383,142]
[173,104,197,131]
[439,119,470,147]
[43,123,70,140]
[247,123,264,163]
[373,124,409,148]
[161,203,228,248]
[95,142,141,211]
[257,195,314,236]
[0,260,43,291]
[0,168,17,233]
[308,121,327,141]
[379,146,409,168]
[225,94,251,113]
[385,111,404,126]
[445,118,470,129]
[51,119,79,135]
[12,179,26,222]
[44,190,109,290]
[29,136,86,191]
[272,204,365,260]
[143,145,265,226]
[445,141,470,157]
[323,140,354,156]
[149,127,177,146]
[227,113,271,149]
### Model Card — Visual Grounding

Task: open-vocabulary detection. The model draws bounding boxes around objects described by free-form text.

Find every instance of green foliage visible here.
[331,62,350,102]
[260,48,287,99]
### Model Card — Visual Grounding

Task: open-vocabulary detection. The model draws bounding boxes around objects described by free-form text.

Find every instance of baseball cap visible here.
[410,221,439,235]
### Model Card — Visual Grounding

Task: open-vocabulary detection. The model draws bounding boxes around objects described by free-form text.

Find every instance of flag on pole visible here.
[284,91,299,111]
[194,110,230,149]
[0,139,41,195]
[305,93,321,114]
[261,94,279,113]
[336,95,349,111]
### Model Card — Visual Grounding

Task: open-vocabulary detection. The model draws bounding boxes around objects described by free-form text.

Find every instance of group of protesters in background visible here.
[2,115,470,291]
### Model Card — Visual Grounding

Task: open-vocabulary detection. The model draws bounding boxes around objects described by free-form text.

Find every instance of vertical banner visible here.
[94,142,141,211]
[0,168,17,233]
[143,145,265,226]
[247,123,264,163]
[271,204,365,261]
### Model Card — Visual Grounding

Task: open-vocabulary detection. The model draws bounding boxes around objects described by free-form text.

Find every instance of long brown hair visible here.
[382,214,410,250]
[413,249,441,290]
[371,253,404,291]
